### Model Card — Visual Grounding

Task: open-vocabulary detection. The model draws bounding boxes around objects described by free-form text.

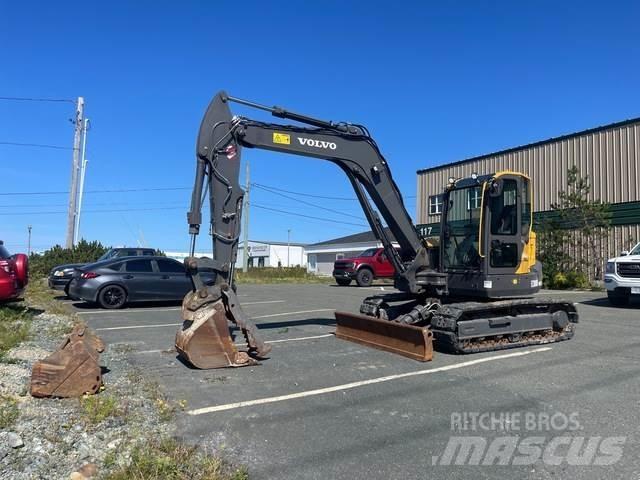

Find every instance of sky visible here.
[1,1,639,253]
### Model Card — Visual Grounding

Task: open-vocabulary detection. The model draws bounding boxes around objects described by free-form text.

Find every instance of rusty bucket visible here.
[30,325,106,398]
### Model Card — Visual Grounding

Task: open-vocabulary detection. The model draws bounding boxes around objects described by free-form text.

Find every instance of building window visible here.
[429,194,443,215]
[309,254,317,271]
[258,257,265,268]
[467,187,481,210]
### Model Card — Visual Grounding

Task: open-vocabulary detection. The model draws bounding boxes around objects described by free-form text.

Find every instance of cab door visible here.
[486,175,528,276]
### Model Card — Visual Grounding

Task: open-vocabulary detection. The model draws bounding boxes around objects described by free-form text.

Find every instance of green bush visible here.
[547,270,590,290]
[29,239,109,277]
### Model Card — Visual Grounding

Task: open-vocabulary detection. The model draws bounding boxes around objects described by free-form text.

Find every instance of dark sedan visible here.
[48,247,157,291]
[67,256,212,309]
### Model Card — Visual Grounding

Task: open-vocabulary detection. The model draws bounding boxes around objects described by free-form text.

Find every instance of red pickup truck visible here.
[332,247,396,287]
[0,241,28,301]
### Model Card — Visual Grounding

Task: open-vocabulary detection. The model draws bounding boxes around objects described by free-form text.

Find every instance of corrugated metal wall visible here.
[417,121,640,222]
[416,119,640,272]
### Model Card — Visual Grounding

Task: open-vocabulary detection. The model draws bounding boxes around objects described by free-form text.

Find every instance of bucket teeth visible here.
[175,294,261,369]
[30,325,105,398]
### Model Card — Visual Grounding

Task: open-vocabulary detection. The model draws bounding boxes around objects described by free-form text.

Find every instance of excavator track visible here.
[429,297,578,354]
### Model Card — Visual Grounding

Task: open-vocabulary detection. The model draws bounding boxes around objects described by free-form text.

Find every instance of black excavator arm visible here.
[175,92,445,367]
[186,92,446,294]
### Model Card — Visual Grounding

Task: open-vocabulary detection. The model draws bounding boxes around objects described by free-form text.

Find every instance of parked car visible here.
[48,247,157,292]
[332,247,398,287]
[67,256,213,309]
[0,241,28,301]
[604,241,640,306]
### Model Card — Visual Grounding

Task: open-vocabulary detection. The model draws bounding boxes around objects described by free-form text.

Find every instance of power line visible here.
[253,181,416,200]
[253,204,367,228]
[252,183,357,201]
[0,206,186,216]
[0,186,191,196]
[252,183,365,220]
[0,141,72,150]
[0,96,75,104]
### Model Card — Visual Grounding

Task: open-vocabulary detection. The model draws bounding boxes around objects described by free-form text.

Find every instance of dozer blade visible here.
[176,296,258,369]
[335,311,433,362]
[30,325,105,398]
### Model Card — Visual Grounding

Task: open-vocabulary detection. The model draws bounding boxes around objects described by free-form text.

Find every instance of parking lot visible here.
[69,284,640,480]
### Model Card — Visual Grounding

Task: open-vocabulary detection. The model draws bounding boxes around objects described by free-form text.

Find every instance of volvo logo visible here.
[297,137,337,150]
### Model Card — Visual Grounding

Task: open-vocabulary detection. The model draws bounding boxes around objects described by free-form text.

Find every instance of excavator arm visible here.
[175,92,445,368]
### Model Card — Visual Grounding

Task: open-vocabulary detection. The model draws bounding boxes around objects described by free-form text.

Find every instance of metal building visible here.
[416,117,640,262]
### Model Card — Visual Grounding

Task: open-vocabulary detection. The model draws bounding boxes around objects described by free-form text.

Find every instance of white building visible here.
[236,240,307,268]
[166,240,307,269]
[305,228,396,276]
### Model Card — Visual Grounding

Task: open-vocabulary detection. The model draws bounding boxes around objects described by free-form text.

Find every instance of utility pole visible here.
[27,225,32,256]
[74,118,90,245]
[242,161,250,272]
[66,97,84,248]
[287,229,291,267]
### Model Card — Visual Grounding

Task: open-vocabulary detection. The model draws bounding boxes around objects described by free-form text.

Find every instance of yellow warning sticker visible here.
[273,132,290,145]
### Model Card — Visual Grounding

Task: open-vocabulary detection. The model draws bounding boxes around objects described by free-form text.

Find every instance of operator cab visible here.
[440,172,540,299]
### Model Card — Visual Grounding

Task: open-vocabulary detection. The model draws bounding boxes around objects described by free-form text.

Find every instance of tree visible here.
[538,166,610,286]
[29,239,110,277]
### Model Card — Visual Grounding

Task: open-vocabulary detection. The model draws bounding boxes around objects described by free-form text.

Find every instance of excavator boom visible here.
[175,91,447,367]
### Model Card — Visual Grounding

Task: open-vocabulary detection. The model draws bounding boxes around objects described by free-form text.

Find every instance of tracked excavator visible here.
[175,92,578,369]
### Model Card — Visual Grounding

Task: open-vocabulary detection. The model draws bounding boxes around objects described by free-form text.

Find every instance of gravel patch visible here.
[0,311,175,479]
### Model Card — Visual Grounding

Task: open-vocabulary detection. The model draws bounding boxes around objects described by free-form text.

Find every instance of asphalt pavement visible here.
[70,284,640,480]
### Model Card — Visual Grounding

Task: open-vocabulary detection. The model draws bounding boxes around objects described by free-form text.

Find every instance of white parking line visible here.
[133,333,335,354]
[253,309,333,319]
[187,347,552,415]
[78,307,181,315]
[96,322,180,331]
[77,299,286,316]
[95,309,335,331]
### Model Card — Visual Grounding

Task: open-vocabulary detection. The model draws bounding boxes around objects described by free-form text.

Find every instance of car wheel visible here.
[607,291,629,307]
[98,285,127,309]
[355,268,373,287]
[335,278,352,286]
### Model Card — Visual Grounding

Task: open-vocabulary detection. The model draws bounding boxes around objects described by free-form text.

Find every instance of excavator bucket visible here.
[335,311,433,362]
[30,325,105,398]
[175,295,258,369]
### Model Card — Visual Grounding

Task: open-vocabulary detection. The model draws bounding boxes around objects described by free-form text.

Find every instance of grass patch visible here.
[80,394,120,425]
[235,266,332,284]
[0,395,19,429]
[0,304,32,356]
[103,438,248,480]
[24,278,73,317]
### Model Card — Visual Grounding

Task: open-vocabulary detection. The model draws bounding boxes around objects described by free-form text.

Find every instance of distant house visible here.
[305,228,397,276]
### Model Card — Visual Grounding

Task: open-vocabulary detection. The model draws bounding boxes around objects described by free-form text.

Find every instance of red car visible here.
[0,241,28,301]
[332,247,397,287]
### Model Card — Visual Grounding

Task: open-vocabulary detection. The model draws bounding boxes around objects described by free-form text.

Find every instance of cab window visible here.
[490,180,518,236]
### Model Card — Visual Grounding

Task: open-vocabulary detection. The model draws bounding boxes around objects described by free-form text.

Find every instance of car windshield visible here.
[0,245,11,259]
[630,243,640,255]
[97,249,118,261]
[358,248,378,257]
